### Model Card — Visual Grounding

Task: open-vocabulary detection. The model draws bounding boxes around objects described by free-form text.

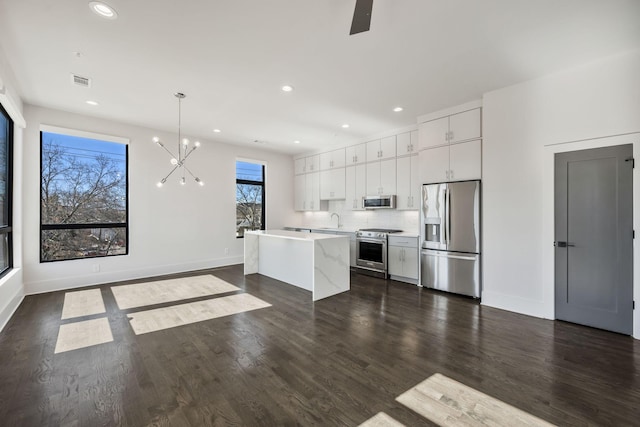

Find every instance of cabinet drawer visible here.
[388,236,418,248]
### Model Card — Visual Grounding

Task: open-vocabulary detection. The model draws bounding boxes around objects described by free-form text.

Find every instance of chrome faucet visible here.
[331,212,342,229]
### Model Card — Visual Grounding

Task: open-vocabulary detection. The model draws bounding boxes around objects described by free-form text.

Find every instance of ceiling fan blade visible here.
[350,0,373,35]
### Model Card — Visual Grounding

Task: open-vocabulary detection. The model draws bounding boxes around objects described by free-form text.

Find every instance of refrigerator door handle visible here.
[446,188,452,245]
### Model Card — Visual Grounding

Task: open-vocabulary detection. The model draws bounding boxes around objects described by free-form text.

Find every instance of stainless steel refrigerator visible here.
[420,180,481,298]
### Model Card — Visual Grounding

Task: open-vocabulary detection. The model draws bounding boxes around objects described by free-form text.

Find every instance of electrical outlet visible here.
[224,248,229,255]
[92,264,100,273]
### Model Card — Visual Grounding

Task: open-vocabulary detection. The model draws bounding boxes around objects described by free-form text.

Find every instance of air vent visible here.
[71,73,91,88]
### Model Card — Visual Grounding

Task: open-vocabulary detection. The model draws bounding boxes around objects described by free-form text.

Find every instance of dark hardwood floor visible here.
[1,265,639,426]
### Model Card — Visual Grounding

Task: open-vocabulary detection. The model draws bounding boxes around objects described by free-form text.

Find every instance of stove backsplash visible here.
[295,200,419,233]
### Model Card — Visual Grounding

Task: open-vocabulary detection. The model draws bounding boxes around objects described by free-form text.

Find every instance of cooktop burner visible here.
[358,228,403,233]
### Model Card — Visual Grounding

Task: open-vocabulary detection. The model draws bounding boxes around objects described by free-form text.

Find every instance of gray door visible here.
[555,145,633,335]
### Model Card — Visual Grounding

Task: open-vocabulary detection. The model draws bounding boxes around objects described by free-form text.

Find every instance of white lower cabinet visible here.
[419,139,481,184]
[388,236,419,284]
[366,158,396,195]
[345,164,366,210]
[396,154,420,210]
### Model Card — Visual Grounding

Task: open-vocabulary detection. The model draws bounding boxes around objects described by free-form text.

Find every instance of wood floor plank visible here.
[0,265,639,426]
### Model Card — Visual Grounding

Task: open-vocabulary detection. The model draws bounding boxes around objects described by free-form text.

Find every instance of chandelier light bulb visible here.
[180,177,186,185]
[170,158,178,165]
[195,177,204,186]
[182,138,189,146]
[152,136,159,143]
[194,141,201,148]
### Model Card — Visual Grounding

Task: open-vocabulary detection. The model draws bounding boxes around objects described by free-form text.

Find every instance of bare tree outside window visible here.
[0,103,12,276]
[40,131,128,261]
[236,161,265,237]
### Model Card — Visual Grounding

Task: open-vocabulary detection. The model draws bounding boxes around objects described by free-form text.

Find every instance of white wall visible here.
[0,43,25,331]
[482,49,640,337]
[22,105,296,294]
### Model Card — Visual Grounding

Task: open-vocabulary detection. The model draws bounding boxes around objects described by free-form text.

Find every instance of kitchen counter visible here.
[244,230,350,301]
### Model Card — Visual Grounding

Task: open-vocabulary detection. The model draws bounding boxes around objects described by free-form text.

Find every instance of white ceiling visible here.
[0,0,638,155]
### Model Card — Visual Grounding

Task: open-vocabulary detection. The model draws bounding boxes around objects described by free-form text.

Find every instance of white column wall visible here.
[22,105,296,294]
[481,49,640,337]
[0,43,24,331]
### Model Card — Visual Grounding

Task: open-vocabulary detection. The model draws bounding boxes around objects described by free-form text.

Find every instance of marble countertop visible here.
[247,229,350,241]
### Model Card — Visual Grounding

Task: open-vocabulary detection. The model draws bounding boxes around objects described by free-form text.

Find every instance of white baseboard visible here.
[25,256,244,295]
[0,288,24,333]
[481,290,553,319]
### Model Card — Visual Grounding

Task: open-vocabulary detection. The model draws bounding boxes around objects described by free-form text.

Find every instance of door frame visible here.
[542,132,640,338]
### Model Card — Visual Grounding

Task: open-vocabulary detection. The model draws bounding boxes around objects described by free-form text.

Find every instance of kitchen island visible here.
[244,230,350,301]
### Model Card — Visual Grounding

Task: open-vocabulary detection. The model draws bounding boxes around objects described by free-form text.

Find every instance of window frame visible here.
[0,102,13,278]
[39,128,129,262]
[235,161,266,238]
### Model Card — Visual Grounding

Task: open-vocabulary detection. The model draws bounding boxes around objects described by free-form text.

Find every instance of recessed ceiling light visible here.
[85,100,99,106]
[89,1,118,19]
[281,85,294,92]
[213,129,221,133]
[294,140,300,144]
[393,107,403,112]
[341,124,350,129]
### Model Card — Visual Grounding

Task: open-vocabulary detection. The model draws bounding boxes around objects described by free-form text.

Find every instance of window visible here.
[40,129,128,262]
[0,103,13,277]
[236,160,265,237]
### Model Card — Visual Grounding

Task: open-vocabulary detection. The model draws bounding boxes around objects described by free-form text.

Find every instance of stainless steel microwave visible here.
[363,195,396,209]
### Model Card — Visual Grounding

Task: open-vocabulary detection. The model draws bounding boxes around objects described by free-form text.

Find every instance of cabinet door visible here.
[306,155,319,172]
[294,174,306,210]
[379,158,396,195]
[410,130,419,154]
[345,165,366,209]
[388,246,404,277]
[379,135,397,160]
[294,158,306,175]
[402,247,419,280]
[319,151,332,171]
[396,156,411,210]
[418,116,449,150]
[346,143,367,165]
[307,171,321,210]
[410,154,420,208]
[449,139,481,181]
[449,108,481,143]
[396,132,412,156]
[366,139,381,161]
[322,168,345,199]
[331,148,346,169]
[419,146,450,184]
[366,162,381,195]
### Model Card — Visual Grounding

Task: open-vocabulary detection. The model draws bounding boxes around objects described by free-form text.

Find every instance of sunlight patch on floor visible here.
[127,293,271,335]
[358,412,405,427]
[396,373,556,426]
[54,317,113,354]
[110,274,240,309]
[61,288,106,319]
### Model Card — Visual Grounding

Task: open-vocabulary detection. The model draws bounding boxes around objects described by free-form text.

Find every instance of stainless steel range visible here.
[356,228,403,278]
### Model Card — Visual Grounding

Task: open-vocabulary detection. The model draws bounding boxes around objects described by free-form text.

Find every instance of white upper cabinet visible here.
[319,148,346,170]
[320,168,346,200]
[294,154,320,174]
[418,108,481,150]
[418,117,449,149]
[366,136,396,161]
[294,174,305,210]
[345,143,367,165]
[396,154,420,210]
[448,139,482,181]
[294,158,306,175]
[419,139,482,184]
[367,158,396,195]
[345,164,366,210]
[449,108,481,144]
[294,172,327,211]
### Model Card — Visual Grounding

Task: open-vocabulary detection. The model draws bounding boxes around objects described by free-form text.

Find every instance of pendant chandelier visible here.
[153,92,204,187]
